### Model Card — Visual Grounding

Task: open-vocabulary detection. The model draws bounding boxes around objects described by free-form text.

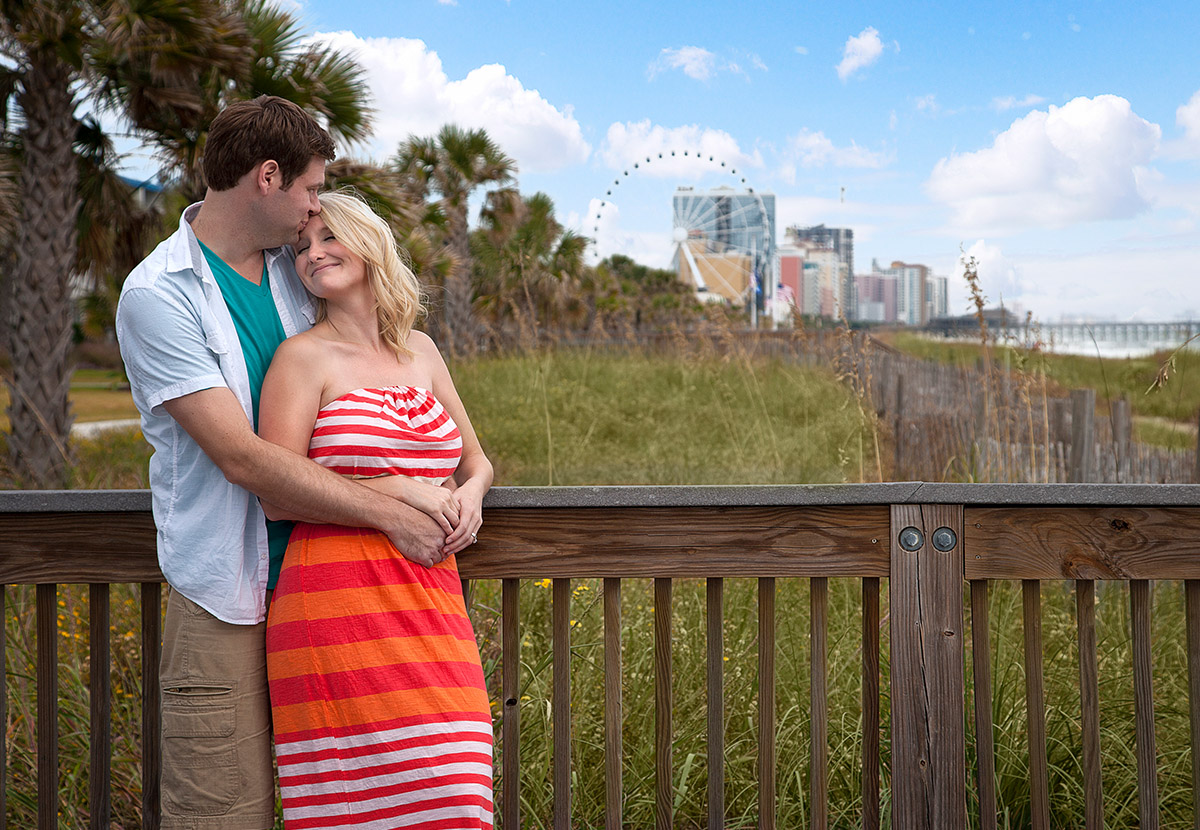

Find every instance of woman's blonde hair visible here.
[311,190,425,358]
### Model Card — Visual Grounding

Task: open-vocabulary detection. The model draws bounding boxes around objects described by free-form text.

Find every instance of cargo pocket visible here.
[161,682,238,817]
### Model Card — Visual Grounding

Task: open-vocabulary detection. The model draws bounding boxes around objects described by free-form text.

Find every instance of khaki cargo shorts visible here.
[159,590,274,830]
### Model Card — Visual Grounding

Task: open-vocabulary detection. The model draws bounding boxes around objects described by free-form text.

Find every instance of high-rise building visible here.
[785,225,854,317]
[854,271,897,323]
[882,260,929,326]
[926,274,949,321]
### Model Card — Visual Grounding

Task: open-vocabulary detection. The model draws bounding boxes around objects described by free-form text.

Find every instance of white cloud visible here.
[926,95,1161,233]
[1178,89,1200,145]
[776,129,889,181]
[599,120,761,178]
[836,27,885,81]
[954,240,1025,303]
[649,46,718,81]
[915,94,938,114]
[991,94,1046,112]
[648,46,761,81]
[794,45,809,55]
[586,198,674,268]
[310,32,589,173]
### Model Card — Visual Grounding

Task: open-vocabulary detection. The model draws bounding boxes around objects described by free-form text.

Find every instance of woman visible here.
[260,191,494,829]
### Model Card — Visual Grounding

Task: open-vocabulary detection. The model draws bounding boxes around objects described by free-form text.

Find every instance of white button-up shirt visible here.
[116,203,315,624]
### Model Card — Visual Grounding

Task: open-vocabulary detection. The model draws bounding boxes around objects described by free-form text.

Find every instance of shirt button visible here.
[260,553,268,560]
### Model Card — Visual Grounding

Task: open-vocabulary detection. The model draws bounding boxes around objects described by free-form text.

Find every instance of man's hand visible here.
[382,503,448,569]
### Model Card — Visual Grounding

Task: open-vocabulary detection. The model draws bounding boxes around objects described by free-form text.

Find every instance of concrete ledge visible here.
[1,482,1198,513]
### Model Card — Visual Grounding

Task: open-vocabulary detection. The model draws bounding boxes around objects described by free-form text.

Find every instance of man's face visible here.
[265,155,325,247]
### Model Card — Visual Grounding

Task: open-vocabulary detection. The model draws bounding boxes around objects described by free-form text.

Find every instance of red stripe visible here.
[280,555,465,594]
[280,753,487,786]
[267,608,477,654]
[269,660,485,707]
[287,801,493,830]
[274,710,490,745]
[279,734,491,768]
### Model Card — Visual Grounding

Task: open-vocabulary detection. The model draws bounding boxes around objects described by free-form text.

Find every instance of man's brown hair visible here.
[203,95,336,191]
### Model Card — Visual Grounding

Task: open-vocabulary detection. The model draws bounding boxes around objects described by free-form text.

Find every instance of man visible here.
[117,96,445,829]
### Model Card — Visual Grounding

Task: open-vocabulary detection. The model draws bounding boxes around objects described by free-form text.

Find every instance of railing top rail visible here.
[2,482,1198,514]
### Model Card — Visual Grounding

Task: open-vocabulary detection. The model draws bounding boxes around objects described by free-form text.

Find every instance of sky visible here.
[148,0,1200,321]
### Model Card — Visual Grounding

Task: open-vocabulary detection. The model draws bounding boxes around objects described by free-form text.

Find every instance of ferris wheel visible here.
[590,151,775,313]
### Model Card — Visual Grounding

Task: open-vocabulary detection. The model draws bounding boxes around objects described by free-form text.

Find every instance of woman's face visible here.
[293,215,367,299]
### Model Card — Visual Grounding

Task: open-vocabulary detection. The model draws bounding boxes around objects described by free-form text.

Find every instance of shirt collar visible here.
[164,201,291,278]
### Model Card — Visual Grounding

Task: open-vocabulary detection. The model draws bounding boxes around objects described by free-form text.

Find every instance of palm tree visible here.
[102,0,373,201]
[472,188,589,344]
[1,0,252,487]
[393,126,516,356]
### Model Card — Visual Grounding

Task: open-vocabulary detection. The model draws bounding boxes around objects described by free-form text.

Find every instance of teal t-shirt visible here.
[199,241,293,589]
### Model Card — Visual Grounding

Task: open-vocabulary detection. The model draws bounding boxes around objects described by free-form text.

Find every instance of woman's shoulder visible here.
[406,329,444,361]
[272,327,331,370]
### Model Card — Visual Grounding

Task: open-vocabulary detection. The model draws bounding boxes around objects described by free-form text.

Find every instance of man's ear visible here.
[255,160,281,194]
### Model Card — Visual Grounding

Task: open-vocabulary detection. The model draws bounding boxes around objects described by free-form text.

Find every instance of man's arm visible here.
[163,387,448,567]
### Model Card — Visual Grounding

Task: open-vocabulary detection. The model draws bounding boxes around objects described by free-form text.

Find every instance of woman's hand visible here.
[442,480,485,556]
[360,476,460,536]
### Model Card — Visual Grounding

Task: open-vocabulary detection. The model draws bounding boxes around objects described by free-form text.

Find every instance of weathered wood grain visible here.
[970,580,997,830]
[604,578,622,830]
[1023,580,1050,830]
[89,584,111,830]
[889,505,967,830]
[655,578,673,830]
[1076,580,1104,830]
[964,507,1200,579]
[501,579,520,830]
[458,506,889,578]
[1,586,6,830]
[861,577,880,830]
[553,579,571,830]
[141,583,161,830]
[1186,580,1200,830]
[810,577,828,830]
[759,577,776,830]
[0,513,160,583]
[707,577,725,830]
[1131,580,1160,830]
[37,583,58,830]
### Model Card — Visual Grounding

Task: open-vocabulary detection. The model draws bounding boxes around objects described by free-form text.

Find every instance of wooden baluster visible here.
[501,579,520,830]
[1076,580,1104,830]
[553,578,571,830]
[707,577,725,830]
[655,578,673,830]
[604,578,622,829]
[758,577,776,830]
[89,584,112,830]
[810,577,828,830]
[1,584,6,830]
[37,583,58,830]
[861,577,880,830]
[1131,579,1159,829]
[890,505,966,829]
[970,580,997,830]
[141,583,162,830]
[1187,581,1200,830]
[1023,580,1050,830]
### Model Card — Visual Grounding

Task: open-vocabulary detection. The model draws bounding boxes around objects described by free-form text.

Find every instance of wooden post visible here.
[1048,399,1069,447]
[1069,389,1096,483]
[889,504,967,829]
[1194,409,1200,484]
[894,374,905,480]
[1112,398,1131,484]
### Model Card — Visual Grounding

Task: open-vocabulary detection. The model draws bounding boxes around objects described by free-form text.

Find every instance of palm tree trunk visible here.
[442,210,479,357]
[5,52,80,487]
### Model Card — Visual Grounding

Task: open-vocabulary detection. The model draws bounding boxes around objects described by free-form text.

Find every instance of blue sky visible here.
[259,1,1200,320]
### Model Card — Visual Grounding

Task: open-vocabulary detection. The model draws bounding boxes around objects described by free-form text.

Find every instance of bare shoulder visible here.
[408,330,449,368]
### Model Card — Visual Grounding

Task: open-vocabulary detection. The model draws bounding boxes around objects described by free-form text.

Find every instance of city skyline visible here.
[119,0,1200,322]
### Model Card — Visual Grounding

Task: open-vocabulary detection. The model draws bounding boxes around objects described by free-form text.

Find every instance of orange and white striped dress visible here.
[266,386,493,830]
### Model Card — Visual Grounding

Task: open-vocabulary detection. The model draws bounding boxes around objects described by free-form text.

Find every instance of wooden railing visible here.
[2,484,1200,829]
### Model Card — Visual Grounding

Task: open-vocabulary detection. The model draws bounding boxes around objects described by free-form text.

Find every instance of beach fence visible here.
[4,485,1200,828]
[556,327,1200,486]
